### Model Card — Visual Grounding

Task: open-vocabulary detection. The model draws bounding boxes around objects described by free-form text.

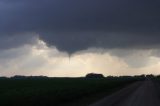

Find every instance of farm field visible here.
[0,77,141,106]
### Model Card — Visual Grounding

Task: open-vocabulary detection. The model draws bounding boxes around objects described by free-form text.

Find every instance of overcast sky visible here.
[0,0,160,77]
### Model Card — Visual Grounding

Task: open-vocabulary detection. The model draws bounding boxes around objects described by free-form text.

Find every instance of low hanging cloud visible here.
[1,37,160,77]
[0,0,160,53]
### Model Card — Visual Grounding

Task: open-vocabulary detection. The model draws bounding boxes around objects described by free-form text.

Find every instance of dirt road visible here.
[90,80,160,106]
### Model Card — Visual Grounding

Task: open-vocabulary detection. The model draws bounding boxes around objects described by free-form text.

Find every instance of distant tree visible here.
[11,75,48,79]
[85,73,105,78]
[11,75,26,79]
[0,77,7,79]
[146,74,155,79]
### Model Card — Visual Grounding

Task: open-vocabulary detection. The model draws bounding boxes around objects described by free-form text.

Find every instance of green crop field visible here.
[0,77,143,106]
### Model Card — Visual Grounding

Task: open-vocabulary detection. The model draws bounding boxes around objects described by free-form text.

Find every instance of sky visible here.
[0,0,160,77]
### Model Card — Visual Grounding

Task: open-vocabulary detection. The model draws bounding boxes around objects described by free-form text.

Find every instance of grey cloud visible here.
[108,49,153,68]
[0,33,37,50]
[0,0,160,53]
[39,32,160,54]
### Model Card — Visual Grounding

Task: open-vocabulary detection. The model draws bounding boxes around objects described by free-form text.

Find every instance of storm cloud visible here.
[0,0,160,53]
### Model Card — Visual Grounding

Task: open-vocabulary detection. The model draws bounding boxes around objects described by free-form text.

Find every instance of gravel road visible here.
[90,80,160,106]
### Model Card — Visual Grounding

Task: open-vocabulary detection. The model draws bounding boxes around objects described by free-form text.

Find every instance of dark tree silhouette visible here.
[85,73,105,78]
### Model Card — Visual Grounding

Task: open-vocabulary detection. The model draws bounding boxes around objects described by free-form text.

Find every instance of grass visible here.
[0,77,141,106]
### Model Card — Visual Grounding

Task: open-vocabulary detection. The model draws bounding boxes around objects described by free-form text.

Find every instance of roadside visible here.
[90,79,160,106]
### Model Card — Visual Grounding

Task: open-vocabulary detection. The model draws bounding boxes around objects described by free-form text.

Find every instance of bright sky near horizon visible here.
[1,35,160,77]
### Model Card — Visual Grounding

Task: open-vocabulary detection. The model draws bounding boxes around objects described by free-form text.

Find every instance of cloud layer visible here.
[0,0,160,53]
[1,37,160,77]
[0,0,160,76]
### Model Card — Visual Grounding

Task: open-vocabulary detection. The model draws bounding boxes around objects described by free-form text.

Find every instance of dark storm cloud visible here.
[0,33,37,50]
[0,0,160,53]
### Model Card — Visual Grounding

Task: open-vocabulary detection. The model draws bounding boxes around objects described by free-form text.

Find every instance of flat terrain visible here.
[90,80,160,106]
[0,77,137,106]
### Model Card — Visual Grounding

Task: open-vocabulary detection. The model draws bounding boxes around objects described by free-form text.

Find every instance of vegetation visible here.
[85,73,105,78]
[0,76,144,106]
